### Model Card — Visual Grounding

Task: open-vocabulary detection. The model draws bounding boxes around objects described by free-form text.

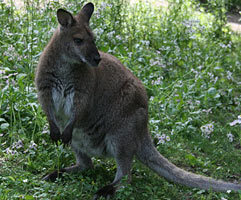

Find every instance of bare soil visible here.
[227,12,241,33]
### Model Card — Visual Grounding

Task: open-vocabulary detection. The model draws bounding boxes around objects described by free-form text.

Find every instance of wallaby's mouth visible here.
[85,54,101,67]
[77,54,101,67]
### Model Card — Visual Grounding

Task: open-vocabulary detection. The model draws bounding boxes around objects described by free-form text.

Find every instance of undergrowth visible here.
[0,0,240,199]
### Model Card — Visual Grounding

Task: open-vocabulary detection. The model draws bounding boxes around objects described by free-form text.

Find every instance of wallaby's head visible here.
[56,2,101,67]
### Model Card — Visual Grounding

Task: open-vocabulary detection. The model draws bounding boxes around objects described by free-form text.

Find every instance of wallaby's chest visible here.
[52,80,75,130]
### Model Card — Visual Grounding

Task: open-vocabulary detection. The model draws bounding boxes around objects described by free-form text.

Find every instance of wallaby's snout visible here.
[93,54,101,66]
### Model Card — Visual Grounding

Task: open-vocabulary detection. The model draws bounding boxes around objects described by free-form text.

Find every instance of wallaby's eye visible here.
[73,38,84,45]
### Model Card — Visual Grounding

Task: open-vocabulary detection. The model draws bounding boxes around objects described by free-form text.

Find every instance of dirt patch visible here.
[227,12,241,33]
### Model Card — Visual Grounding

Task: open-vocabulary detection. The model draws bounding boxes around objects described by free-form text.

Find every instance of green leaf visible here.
[185,154,198,167]
[8,176,15,182]
[24,195,35,200]
[208,87,217,96]
[0,123,9,130]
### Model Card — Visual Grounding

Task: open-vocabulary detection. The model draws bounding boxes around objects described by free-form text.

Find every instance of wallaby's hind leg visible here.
[42,148,93,181]
[93,155,133,200]
[93,142,134,200]
[93,110,147,199]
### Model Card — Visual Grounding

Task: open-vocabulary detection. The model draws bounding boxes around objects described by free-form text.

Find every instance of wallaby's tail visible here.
[136,135,241,192]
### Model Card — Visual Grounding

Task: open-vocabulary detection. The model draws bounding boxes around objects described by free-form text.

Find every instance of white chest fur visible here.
[52,87,74,130]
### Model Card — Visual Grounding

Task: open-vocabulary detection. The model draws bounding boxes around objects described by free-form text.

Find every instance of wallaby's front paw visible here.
[61,125,73,144]
[61,133,72,145]
[49,122,61,143]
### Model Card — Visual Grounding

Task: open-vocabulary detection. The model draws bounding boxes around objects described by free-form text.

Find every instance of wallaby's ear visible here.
[80,2,94,23]
[57,9,74,28]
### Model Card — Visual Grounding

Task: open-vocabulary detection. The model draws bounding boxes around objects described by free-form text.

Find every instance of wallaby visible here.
[35,2,241,199]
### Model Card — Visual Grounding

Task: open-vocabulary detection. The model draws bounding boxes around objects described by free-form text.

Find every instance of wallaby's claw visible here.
[61,124,73,144]
[49,122,61,143]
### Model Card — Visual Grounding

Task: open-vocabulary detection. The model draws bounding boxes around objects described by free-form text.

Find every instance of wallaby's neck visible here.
[46,31,66,62]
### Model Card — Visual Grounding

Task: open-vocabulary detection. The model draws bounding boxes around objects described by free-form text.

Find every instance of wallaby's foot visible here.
[42,169,66,182]
[93,185,116,200]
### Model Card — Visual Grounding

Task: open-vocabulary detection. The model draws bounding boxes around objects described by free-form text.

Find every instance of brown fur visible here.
[35,2,241,199]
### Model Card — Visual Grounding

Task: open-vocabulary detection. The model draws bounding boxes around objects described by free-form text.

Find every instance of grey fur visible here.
[35,2,241,199]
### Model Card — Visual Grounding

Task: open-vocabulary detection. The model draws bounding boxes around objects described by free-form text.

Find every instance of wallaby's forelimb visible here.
[49,120,61,143]
[39,89,61,143]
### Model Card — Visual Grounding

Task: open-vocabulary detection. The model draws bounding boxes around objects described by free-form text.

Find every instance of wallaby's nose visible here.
[94,55,101,65]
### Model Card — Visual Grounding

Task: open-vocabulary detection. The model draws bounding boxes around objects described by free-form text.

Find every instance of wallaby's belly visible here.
[71,128,110,157]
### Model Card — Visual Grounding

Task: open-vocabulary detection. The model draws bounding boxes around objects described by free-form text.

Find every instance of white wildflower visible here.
[200,123,214,139]
[29,140,37,150]
[227,133,234,142]
[166,136,170,141]
[229,115,241,126]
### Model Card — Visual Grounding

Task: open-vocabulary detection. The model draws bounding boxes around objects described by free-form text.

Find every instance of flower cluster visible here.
[200,123,214,139]
[3,45,22,61]
[5,147,18,155]
[151,77,163,85]
[156,133,171,145]
[95,2,112,19]
[30,141,37,149]
[4,139,23,155]
[4,140,37,155]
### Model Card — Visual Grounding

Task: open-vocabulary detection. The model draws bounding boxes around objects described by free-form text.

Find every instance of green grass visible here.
[0,0,241,199]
